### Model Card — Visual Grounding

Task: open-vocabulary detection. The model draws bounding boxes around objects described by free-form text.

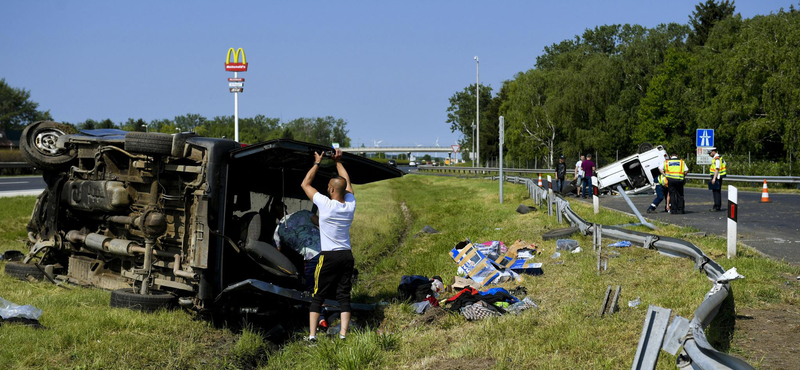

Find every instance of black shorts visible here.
[309,250,354,313]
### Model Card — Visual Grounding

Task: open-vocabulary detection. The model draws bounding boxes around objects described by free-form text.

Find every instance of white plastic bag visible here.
[0,297,43,320]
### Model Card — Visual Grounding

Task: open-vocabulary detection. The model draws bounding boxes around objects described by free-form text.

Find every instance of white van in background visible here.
[595,144,669,194]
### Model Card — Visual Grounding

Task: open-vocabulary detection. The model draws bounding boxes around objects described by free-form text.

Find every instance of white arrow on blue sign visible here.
[696,129,714,147]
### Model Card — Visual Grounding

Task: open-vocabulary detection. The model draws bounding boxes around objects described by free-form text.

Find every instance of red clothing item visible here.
[445,287,479,304]
[581,160,595,177]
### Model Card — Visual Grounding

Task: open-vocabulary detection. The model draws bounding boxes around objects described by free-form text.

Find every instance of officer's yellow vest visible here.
[714,156,727,176]
[664,159,686,181]
[657,174,666,186]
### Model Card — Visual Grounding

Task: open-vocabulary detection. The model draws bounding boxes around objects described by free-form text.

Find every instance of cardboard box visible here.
[450,243,502,287]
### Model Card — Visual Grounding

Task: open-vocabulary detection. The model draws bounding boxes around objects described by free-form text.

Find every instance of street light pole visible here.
[474,56,480,167]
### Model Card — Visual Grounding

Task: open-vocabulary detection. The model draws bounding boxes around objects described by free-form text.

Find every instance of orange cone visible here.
[761,179,770,203]
[538,174,542,186]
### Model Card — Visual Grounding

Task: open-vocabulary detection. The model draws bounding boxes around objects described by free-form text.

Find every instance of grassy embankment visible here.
[0,175,797,369]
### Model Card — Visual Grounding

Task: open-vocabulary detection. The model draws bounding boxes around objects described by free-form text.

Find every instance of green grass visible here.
[1,176,798,369]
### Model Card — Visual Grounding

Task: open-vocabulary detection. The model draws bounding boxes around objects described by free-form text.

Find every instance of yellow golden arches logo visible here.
[225,47,248,72]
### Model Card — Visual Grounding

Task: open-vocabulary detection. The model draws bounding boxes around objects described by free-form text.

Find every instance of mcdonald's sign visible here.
[225,47,248,72]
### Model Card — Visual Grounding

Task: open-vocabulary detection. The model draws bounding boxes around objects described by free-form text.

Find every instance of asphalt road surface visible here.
[571,186,800,264]
[0,176,45,197]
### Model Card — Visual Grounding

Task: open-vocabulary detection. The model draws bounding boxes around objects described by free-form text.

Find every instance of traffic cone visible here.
[761,179,770,203]
[538,174,542,186]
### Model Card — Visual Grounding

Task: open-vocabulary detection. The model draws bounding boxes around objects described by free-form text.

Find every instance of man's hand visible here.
[333,149,343,163]
[314,151,324,164]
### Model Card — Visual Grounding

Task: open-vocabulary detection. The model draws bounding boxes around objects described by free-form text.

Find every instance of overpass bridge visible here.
[340,146,456,153]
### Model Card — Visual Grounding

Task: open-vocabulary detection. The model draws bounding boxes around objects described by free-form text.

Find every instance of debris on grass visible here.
[556,239,579,251]
[628,297,641,308]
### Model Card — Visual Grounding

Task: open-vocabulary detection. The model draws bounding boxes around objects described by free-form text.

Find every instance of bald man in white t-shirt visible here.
[301,149,356,343]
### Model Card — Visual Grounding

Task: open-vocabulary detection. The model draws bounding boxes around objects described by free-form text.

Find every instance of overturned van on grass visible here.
[595,143,669,194]
[5,121,402,315]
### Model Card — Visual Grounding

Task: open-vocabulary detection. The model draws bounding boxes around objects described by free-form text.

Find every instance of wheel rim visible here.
[33,128,65,156]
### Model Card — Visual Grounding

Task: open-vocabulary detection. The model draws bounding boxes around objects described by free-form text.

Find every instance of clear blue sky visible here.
[0,0,790,148]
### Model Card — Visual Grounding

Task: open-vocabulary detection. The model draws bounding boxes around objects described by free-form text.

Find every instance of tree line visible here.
[448,1,800,171]
[0,78,351,147]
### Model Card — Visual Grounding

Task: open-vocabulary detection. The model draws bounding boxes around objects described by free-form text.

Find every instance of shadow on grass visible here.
[707,293,737,352]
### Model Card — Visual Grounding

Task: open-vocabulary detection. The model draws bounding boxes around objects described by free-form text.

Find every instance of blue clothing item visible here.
[478,288,519,303]
[582,177,592,198]
[555,179,564,193]
[273,210,321,260]
[649,184,665,210]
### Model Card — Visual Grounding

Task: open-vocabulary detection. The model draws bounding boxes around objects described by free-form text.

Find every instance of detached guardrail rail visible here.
[491,174,754,370]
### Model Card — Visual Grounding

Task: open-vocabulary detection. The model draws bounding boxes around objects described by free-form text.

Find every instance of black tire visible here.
[4,262,46,281]
[20,121,77,171]
[542,226,580,241]
[124,132,174,156]
[638,142,654,154]
[110,288,176,312]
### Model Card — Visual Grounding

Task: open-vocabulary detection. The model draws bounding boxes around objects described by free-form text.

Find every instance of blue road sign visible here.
[696,129,714,147]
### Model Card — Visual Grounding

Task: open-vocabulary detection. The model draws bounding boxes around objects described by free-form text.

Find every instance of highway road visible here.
[0,176,45,197]
[573,187,800,264]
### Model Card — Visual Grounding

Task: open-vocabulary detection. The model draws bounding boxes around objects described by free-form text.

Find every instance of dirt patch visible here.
[428,356,496,370]
[734,304,800,369]
[406,306,449,328]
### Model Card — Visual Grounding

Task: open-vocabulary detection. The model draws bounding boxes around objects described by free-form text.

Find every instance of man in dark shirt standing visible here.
[581,154,596,199]
[555,155,567,193]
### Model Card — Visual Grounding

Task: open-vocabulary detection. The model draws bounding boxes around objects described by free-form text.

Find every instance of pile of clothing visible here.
[398,275,445,314]
[444,287,537,321]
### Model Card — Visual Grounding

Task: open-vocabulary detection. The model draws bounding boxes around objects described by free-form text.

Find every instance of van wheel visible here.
[110,288,176,312]
[4,262,46,281]
[124,132,174,156]
[20,121,77,171]
[638,142,654,154]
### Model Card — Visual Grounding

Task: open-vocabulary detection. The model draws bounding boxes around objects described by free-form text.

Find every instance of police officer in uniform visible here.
[708,148,727,211]
[661,153,688,214]
[646,173,668,213]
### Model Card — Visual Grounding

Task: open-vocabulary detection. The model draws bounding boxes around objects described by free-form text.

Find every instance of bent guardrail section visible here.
[500,175,754,370]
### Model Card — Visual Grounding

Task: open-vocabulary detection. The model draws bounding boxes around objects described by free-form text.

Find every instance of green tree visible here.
[688,0,736,47]
[0,78,52,129]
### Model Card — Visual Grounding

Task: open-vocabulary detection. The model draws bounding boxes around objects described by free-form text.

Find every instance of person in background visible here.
[581,154,596,199]
[662,153,689,214]
[708,148,726,212]
[575,155,585,197]
[555,155,567,193]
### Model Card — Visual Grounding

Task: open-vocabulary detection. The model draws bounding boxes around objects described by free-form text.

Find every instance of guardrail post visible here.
[547,191,553,216]
[592,176,599,214]
[727,185,738,259]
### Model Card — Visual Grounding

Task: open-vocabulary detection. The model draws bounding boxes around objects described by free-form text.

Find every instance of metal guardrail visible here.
[418,165,555,174]
[487,174,753,370]
[422,166,800,184]
[0,162,32,169]
[686,173,800,184]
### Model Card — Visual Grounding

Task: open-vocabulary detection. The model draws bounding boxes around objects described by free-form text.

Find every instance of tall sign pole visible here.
[225,48,248,142]
[474,56,480,166]
[499,116,504,204]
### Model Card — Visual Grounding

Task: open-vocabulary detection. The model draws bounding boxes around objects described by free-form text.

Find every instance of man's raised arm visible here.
[301,151,324,201]
[333,149,353,195]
